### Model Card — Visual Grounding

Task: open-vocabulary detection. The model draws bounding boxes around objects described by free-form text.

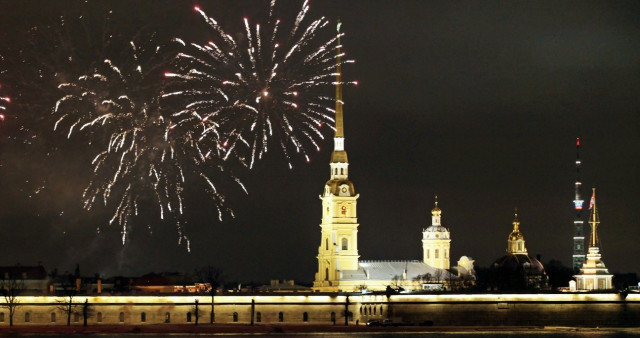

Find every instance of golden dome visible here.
[431,196,441,216]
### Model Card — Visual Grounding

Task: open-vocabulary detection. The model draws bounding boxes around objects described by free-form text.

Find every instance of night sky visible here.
[0,0,639,284]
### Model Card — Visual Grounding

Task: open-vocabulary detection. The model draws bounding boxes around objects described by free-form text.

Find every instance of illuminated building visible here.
[422,197,451,270]
[312,23,465,293]
[572,138,586,272]
[489,211,547,290]
[574,188,613,290]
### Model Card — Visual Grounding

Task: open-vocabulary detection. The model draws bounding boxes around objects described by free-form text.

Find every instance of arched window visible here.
[24,312,30,322]
[256,312,261,323]
[341,238,348,250]
[435,249,439,259]
[303,312,308,322]
[119,312,125,323]
[325,268,329,281]
[359,306,362,315]
[340,168,344,175]
[187,312,192,322]
[97,312,102,322]
[165,312,171,323]
[278,312,284,322]
[141,312,146,322]
[233,312,238,322]
[51,312,56,322]
[325,238,329,250]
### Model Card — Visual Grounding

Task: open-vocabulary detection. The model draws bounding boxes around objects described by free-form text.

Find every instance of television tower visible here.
[572,138,586,271]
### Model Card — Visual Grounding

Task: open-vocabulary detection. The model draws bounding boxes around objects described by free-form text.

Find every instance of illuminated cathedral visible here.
[311,27,473,292]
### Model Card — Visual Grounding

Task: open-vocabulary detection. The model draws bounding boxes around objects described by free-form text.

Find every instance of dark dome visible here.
[489,254,547,290]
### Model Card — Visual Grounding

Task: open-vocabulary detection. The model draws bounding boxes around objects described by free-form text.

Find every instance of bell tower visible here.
[313,21,359,292]
[422,196,451,269]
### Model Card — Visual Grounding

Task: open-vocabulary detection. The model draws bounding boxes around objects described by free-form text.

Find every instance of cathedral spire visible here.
[335,20,344,139]
[328,20,349,180]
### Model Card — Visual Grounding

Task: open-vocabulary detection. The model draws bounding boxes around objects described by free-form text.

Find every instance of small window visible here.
[119,312,125,323]
[51,312,56,322]
[445,249,449,259]
[303,312,308,322]
[340,168,344,175]
[426,249,430,259]
[233,312,238,322]
[359,307,362,315]
[165,312,171,323]
[256,312,261,323]
[435,249,439,259]
[74,312,80,322]
[341,238,348,250]
[374,306,376,315]
[278,312,284,322]
[325,238,329,250]
[141,312,146,322]
[325,268,329,281]
[25,312,30,322]
[0,312,5,322]
[380,306,383,316]
[187,312,192,322]
[97,312,102,322]
[330,312,336,323]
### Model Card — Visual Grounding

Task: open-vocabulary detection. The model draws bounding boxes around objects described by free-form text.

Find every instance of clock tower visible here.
[313,22,360,292]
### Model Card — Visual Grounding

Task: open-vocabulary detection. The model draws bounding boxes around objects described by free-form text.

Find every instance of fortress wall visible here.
[1,293,638,327]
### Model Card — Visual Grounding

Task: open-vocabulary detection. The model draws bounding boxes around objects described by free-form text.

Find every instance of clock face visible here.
[341,187,348,193]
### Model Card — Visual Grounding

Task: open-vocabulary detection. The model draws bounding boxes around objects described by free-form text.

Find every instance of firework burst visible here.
[166,0,355,169]
[53,36,245,249]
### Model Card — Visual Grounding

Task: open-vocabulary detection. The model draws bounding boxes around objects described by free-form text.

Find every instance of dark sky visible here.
[0,0,639,284]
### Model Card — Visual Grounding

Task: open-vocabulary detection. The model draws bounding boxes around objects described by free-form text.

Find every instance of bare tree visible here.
[0,273,24,326]
[56,275,80,326]
[195,266,222,324]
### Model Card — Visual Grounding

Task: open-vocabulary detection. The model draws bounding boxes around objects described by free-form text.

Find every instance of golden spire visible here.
[512,208,520,232]
[589,188,600,248]
[335,20,344,139]
[330,20,348,164]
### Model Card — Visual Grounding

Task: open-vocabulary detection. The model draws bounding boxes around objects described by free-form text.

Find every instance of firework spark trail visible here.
[167,0,355,170]
[54,38,244,249]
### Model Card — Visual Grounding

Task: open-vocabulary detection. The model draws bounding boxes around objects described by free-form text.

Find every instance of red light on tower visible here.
[576,137,580,146]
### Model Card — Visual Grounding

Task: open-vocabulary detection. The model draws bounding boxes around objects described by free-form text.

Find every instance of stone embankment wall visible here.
[2,293,638,327]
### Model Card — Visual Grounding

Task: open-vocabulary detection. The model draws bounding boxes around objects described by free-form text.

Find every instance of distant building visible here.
[489,211,547,290]
[0,263,49,293]
[575,188,613,290]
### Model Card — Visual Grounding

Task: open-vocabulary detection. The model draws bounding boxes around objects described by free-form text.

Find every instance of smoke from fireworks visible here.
[166,0,355,169]
[53,36,245,249]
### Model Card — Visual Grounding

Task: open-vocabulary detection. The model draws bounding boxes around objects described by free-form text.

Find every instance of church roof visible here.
[339,260,454,281]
